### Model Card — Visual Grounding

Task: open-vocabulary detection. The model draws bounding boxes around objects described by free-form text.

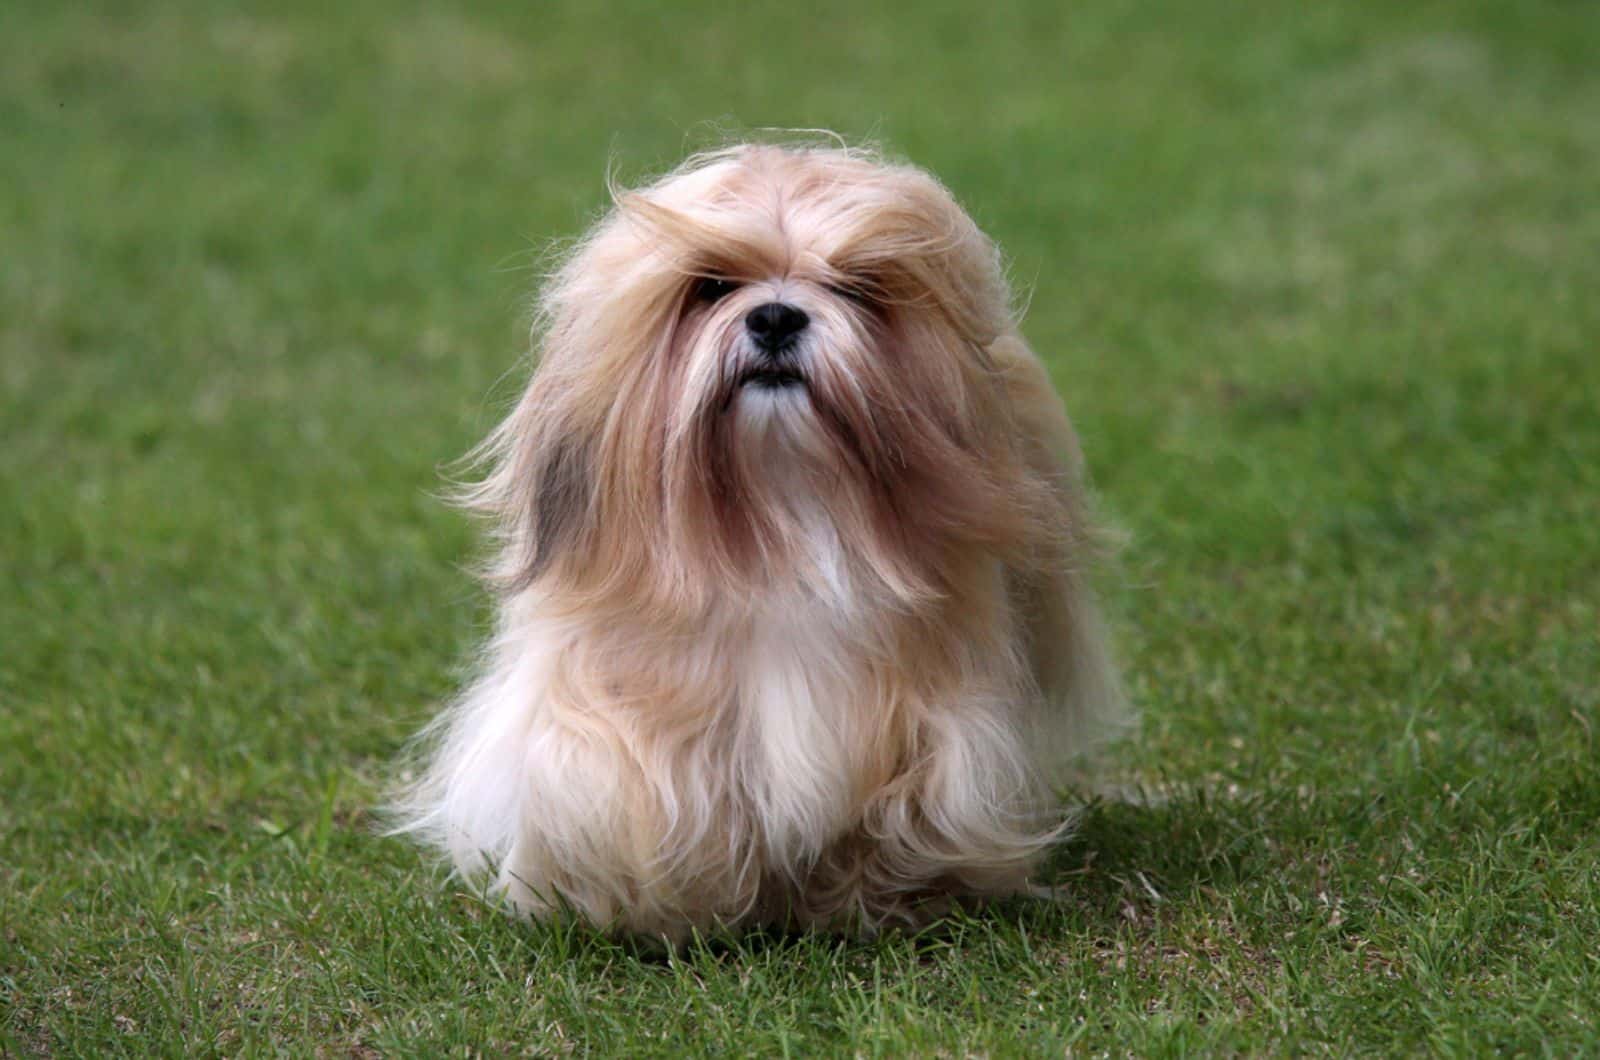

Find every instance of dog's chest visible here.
[732,579,886,860]
[708,492,897,859]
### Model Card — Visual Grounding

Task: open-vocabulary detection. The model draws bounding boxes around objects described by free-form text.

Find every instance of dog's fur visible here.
[394,143,1127,941]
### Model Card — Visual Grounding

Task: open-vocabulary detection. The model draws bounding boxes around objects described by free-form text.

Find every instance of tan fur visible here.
[392,143,1128,941]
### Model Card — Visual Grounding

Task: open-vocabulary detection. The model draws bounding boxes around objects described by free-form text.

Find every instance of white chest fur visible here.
[736,581,872,866]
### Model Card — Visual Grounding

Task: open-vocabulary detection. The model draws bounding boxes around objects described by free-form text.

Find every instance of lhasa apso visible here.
[395,143,1127,941]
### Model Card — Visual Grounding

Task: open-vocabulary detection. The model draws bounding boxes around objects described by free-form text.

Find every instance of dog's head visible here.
[474,145,1053,611]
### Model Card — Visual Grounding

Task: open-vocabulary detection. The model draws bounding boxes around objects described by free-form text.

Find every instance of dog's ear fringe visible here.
[443,418,602,594]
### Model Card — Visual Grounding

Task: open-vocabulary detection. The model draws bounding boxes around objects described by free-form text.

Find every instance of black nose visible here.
[745,302,809,351]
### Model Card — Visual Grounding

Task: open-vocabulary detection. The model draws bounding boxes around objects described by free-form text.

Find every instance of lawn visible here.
[3,0,1598,1054]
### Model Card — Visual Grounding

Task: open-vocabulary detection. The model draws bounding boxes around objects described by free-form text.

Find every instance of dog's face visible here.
[480,146,1050,610]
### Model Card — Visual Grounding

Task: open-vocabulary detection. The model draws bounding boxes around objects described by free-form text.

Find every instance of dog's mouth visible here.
[738,366,806,390]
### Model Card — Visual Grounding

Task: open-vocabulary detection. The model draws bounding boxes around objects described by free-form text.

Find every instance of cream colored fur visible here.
[393,143,1128,941]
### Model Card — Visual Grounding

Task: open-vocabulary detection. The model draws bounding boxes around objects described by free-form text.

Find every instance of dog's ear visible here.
[466,407,600,591]
[513,429,596,588]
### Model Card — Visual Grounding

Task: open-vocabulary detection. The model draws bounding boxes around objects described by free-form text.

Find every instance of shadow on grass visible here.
[1043,786,1270,920]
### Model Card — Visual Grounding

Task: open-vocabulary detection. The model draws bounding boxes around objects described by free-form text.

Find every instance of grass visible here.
[3,0,1597,1053]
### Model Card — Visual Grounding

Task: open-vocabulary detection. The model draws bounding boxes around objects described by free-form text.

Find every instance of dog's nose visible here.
[745,302,809,350]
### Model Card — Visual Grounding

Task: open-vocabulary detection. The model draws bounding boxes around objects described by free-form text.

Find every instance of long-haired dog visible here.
[394,142,1127,941]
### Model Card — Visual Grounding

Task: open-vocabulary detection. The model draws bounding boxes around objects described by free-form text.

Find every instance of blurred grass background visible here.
[3,0,1598,1053]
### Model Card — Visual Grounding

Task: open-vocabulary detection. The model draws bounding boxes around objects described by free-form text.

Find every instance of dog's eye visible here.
[693,277,740,303]
[828,282,876,307]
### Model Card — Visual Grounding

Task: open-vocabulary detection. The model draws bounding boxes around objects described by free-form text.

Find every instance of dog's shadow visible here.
[1034,786,1265,925]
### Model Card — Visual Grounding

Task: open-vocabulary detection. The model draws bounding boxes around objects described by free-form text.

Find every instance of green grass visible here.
[4,0,1598,1053]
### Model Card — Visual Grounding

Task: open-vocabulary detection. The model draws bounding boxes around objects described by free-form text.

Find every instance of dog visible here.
[394,142,1127,941]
